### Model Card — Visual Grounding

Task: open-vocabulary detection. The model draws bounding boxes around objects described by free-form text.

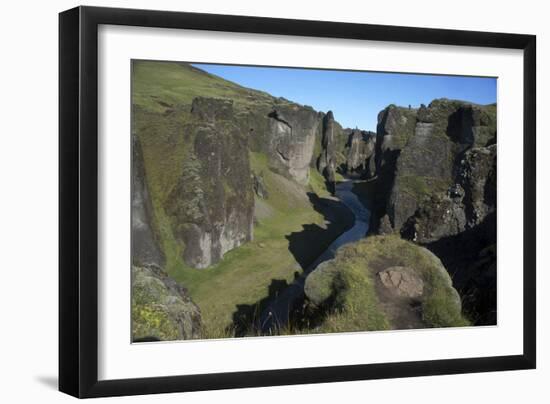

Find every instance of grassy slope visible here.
[133,61,275,114]
[133,61,340,335]
[171,152,331,334]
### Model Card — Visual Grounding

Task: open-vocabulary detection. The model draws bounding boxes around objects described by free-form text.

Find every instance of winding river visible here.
[259,179,371,333]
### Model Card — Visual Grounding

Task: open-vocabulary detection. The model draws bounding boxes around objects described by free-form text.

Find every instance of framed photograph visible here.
[59,6,536,398]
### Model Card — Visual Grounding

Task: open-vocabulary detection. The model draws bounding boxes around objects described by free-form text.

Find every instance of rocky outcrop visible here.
[266,105,321,185]
[317,111,337,188]
[132,134,164,267]
[401,144,496,243]
[370,105,418,232]
[166,97,255,269]
[163,97,354,269]
[372,99,496,235]
[132,264,202,341]
[345,129,376,178]
[303,236,466,331]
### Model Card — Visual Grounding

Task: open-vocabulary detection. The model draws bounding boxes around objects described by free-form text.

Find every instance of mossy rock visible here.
[304,235,467,332]
[132,265,203,341]
[384,99,496,232]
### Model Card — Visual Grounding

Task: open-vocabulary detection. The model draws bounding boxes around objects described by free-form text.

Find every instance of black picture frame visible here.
[59,5,536,398]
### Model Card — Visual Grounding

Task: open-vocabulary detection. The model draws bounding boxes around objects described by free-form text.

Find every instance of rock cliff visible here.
[368,99,497,324]
[134,62,353,273]
[132,134,164,267]
[371,105,418,231]
[386,100,497,232]
[266,105,321,185]
[166,97,255,269]
[344,129,376,178]
[316,111,338,188]
[401,144,496,243]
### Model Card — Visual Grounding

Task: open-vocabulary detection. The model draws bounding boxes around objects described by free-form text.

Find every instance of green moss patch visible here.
[304,235,468,332]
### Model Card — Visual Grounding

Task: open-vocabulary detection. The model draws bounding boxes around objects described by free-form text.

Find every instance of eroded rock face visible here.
[399,144,497,325]
[132,134,165,267]
[370,105,418,232]
[252,172,269,199]
[267,105,321,185]
[166,97,255,269]
[317,111,337,186]
[401,143,497,243]
[369,100,497,325]
[132,264,202,341]
[379,100,497,233]
[345,130,376,177]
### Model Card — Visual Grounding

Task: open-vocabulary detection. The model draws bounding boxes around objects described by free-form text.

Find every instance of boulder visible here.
[132,264,202,341]
[303,236,465,330]
[377,266,424,299]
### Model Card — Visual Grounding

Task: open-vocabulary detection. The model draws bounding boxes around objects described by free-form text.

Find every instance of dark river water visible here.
[259,179,370,333]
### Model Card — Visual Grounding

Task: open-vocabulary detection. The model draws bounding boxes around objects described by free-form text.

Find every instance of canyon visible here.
[131,61,497,340]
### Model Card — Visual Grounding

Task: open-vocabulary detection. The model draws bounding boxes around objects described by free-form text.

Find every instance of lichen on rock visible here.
[372,99,496,235]
[132,264,202,341]
[166,97,255,269]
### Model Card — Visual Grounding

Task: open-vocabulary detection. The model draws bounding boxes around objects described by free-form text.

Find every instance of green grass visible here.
[306,235,468,332]
[163,151,331,335]
[315,261,390,333]
[133,60,276,114]
[308,168,332,198]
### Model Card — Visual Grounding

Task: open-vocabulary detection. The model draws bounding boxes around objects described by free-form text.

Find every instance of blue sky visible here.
[193,63,497,131]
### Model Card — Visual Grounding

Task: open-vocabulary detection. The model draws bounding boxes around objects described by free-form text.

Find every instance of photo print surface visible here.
[131,60,497,342]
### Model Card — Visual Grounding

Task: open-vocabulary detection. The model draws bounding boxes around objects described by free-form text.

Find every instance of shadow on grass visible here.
[286,192,354,270]
[230,276,300,337]
[229,190,355,337]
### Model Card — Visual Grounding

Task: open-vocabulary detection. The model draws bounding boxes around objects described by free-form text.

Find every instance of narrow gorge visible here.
[131,61,497,340]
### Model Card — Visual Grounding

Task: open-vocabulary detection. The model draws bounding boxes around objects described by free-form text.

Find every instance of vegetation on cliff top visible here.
[304,235,468,333]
